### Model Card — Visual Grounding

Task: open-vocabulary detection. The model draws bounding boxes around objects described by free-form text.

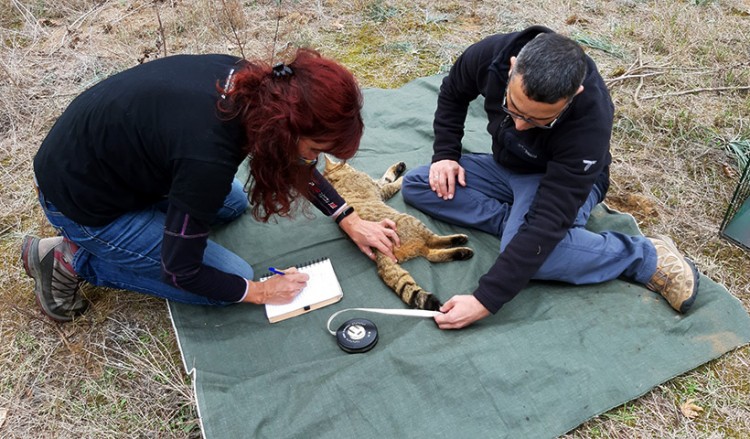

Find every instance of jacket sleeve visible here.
[432,36,505,163]
[161,203,247,302]
[305,168,347,217]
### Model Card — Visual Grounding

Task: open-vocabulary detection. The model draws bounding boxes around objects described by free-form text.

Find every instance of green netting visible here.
[721,159,750,251]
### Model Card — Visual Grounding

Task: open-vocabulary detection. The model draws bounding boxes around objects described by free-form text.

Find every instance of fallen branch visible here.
[154,3,168,58]
[642,85,750,100]
[604,71,664,85]
[219,0,247,59]
[634,47,644,107]
[270,0,283,63]
[604,48,670,107]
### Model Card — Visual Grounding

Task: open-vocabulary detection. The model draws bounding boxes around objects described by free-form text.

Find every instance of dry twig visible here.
[642,85,750,100]
[270,0,283,63]
[219,0,247,59]
[0,58,18,87]
[154,3,168,58]
[604,48,670,107]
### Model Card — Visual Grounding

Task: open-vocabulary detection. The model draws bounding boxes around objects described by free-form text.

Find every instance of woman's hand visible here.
[243,267,309,304]
[433,294,490,329]
[338,211,400,262]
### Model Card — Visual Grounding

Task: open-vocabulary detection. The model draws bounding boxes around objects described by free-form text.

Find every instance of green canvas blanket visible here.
[169,75,750,439]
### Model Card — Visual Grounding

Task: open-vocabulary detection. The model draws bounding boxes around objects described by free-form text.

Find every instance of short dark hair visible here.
[513,33,587,104]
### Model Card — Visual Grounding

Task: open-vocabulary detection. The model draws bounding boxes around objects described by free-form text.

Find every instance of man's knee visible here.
[401,166,430,206]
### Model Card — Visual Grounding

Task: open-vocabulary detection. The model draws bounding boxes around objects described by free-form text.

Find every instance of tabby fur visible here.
[323,157,473,310]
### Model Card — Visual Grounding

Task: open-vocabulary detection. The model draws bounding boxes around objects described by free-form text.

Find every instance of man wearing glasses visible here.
[402,26,699,329]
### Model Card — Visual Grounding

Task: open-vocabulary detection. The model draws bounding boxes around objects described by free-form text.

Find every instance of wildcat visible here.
[323,157,474,311]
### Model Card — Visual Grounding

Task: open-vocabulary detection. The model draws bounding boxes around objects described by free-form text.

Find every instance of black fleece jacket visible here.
[432,26,614,313]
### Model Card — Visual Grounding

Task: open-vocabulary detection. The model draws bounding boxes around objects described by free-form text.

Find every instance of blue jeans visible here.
[401,154,656,285]
[37,179,253,305]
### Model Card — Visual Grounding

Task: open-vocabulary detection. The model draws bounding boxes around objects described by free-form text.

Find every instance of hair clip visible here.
[272,62,294,78]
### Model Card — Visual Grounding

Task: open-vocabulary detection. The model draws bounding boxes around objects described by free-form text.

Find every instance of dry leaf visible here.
[0,408,7,429]
[680,399,704,419]
[38,18,59,27]
[565,14,590,25]
[722,163,736,178]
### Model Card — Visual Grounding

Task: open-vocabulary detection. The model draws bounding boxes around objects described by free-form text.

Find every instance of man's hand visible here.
[434,294,490,329]
[244,267,309,304]
[338,211,400,262]
[429,159,466,200]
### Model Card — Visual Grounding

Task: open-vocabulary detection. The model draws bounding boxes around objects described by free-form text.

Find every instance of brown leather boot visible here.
[645,235,699,313]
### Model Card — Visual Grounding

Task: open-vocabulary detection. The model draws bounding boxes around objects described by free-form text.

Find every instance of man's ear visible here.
[509,56,516,76]
[575,85,584,96]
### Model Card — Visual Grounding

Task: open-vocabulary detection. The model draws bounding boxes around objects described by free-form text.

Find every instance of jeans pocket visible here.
[38,191,67,226]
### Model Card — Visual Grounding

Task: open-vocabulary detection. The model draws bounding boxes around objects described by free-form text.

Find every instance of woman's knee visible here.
[216,179,249,223]
[204,241,254,279]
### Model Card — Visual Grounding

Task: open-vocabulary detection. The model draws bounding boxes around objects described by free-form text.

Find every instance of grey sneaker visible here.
[646,235,699,313]
[21,235,88,322]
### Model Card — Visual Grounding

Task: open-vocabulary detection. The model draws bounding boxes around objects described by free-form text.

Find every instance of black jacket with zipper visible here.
[432,25,615,313]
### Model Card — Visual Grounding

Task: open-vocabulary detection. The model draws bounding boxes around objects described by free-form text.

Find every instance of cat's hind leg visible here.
[426,233,469,248]
[424,246,474,262]
[375,254,441,310]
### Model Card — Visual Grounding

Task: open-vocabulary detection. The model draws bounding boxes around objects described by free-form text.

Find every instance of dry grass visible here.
[1,0,749,437]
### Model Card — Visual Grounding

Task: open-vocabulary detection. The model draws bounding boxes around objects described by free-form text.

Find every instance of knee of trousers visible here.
[401,168,430,206]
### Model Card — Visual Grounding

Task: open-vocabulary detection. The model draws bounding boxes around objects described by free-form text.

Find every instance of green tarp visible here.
[169,75,750,439]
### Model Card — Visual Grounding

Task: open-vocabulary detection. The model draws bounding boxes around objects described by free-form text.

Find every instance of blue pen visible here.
[268,267,286,276]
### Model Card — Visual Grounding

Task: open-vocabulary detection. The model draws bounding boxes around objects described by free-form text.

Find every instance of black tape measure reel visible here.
[335,318,379,353]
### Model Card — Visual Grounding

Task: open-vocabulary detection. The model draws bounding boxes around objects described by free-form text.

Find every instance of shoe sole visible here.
[680,257,700,313]
[653,234,700,313]
[21,235,73,323]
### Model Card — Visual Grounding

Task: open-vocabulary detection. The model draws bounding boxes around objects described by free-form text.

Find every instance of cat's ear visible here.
[324,155,338,170]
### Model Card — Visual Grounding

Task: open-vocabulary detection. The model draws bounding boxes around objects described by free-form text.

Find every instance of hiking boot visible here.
[645,235,699,313]
[21,235,88,322]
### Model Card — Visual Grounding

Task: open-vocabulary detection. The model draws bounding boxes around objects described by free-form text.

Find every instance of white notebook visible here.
[262,258,343,323]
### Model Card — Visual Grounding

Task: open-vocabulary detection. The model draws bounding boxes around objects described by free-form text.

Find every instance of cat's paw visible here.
[451,247,474,261]
[422,294,442,311]
[394,162,406,177]
[383,162,406,183]
[450,234,469,245]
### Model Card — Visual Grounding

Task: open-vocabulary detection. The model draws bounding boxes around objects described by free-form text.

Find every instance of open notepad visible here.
[262,258,344,323]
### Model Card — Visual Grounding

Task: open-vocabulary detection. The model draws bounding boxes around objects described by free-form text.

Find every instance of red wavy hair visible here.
[218,48,363,221]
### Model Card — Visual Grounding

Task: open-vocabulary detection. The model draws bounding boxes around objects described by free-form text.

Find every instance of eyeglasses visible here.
[501,91,570,130]
[297,155,319,166]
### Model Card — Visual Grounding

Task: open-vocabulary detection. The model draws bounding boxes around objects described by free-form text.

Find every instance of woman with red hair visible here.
[21,48,398,322]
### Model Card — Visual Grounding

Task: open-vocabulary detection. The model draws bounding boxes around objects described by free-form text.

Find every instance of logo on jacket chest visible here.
[582,159,597,171]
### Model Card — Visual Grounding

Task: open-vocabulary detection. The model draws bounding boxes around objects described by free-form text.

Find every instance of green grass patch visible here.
[325,20,448,88]
[573,33,626,58]
[603,402,638,425]
[365,0,399,23]
[725,137,750,171]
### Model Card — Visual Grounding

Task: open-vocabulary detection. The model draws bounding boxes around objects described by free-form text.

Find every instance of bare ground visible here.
[1,0,749,437]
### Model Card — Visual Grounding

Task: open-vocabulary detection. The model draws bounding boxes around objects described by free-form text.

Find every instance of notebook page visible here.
[263,258,343,321]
